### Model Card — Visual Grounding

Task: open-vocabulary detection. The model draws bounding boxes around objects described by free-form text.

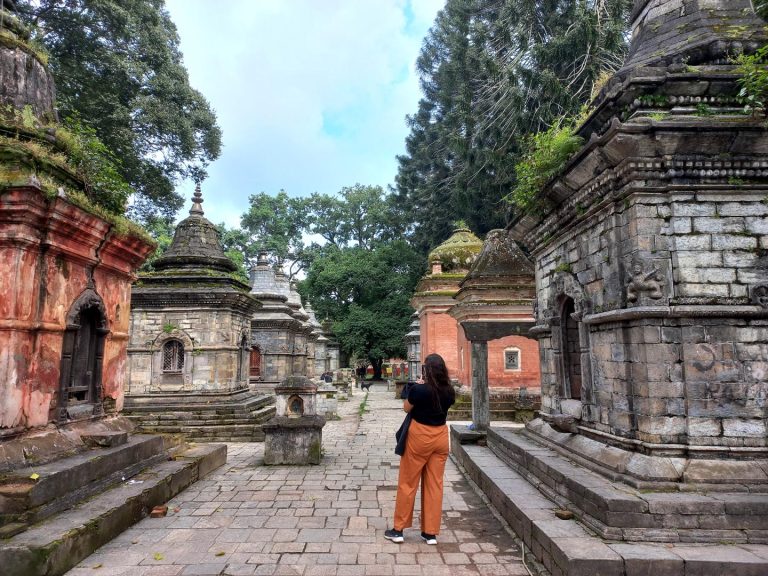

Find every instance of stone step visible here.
[0,435,168,529]
[137,424,266,441]
[451,428,768,576]
[0,443,226,576]
[488,427,768,539]
[124,392,274,414]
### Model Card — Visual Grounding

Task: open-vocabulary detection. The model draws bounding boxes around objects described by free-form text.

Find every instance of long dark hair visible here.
[422,353,455,409]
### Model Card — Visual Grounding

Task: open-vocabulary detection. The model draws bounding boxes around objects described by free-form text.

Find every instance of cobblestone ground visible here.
[66,386,530,576]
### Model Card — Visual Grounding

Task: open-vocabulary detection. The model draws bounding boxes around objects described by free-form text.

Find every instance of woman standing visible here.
[385,353,456,545]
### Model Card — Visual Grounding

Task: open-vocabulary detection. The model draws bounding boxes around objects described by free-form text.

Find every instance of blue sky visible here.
[165,0,445,227]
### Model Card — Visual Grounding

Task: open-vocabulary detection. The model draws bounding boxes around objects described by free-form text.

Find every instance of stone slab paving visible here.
[65,385,531,576]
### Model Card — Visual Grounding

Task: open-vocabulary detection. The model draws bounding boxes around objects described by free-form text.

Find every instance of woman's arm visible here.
[403,399,413,413]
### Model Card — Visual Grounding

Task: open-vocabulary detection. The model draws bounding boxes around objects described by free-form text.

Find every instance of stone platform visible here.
[123,389,275,442]
[452,424,768,575]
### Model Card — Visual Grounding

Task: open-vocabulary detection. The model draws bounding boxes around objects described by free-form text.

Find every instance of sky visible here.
[164,0,445,228]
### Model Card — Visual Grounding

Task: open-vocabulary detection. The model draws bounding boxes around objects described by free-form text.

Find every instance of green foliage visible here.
[302,240,424,366]
[507,121,584,212]
[736,44,768,116]
[240,190,309,268]
[57,116,132,214]
[17,0,222,221]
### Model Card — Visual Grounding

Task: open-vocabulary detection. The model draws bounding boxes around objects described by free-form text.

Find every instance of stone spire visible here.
[621,0,765,73]
[152,183,237,274]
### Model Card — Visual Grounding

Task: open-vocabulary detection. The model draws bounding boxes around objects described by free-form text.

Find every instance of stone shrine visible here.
[453,2,768,574]
[448,229,541,427]
[249,250,304,391]
[124,186,275,441]
[263,375,325,465]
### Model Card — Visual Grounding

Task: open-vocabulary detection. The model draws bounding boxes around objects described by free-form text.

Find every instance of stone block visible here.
[693,217,746,234]
[722,418,766,437]
[712,234,757,250]
[607,543,683,576]
[687,418,721,437]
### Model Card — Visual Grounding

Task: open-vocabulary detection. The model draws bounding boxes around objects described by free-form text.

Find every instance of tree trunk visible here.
[371,357,383,380]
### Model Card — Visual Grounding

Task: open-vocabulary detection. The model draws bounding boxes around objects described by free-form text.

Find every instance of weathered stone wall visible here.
[250,326,295,386]
[127,305,252,394]
[1,188,152,433]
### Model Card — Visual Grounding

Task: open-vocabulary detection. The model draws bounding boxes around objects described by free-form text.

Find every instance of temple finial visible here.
[190,182,204,215]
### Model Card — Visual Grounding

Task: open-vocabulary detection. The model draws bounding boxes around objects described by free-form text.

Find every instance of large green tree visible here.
[301,241,424,379]
[17,0,222,221]
[395,0,631,252]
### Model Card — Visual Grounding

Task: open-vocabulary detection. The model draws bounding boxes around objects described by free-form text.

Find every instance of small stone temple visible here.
[306,303,330,377]
[453,2,768,574]
[124,187,275,441]
[404,312,421,380]
[249,250,304,390]
[412,225,539,390]
[0,6,225,573]
[448,229,541,427]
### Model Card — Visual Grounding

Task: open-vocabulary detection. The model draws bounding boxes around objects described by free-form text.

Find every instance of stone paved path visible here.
[66,386,530,576]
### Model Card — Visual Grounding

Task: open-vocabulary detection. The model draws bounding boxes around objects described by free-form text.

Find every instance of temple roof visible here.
[427,226,483,274]
[249,250,288,302]
[152,184,237,274]
[464,229,534,282]
[620,0,766,73]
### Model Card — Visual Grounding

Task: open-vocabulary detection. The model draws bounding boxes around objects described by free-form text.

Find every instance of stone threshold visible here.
[1,443,226,576]
[451,428,768,576]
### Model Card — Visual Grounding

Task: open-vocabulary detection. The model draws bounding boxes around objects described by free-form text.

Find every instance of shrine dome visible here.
[427,225,484,275]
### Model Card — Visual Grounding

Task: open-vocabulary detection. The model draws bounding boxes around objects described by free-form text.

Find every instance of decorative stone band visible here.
[582,305,768,325]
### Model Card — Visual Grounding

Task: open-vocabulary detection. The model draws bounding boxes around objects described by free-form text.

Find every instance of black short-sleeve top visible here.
[407,383,455,426]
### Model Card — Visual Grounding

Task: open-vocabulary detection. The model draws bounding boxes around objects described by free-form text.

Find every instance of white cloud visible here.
[165,0,444,227]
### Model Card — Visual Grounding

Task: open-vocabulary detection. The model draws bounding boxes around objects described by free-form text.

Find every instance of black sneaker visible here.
[421,532,437,545]
[384,528,404,543]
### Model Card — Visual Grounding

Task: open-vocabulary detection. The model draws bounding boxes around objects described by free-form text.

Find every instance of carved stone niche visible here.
[624,256,669,307]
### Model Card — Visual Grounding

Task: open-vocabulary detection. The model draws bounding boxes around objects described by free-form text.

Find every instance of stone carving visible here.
[751,285,768,309]
[626,259,664,303]
[549,272,591,321]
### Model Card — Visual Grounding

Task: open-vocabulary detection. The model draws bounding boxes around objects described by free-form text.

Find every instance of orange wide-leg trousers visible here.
[393,420,449,535]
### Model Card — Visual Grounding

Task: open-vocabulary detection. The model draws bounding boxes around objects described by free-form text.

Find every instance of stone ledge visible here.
[451,433,768,576]
[484,426,768,539]
[0,443,226,576]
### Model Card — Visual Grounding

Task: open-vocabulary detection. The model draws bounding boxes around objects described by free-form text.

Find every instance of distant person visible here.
[385,353,456,545]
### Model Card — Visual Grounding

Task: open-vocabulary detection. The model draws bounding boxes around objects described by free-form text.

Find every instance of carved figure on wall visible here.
[751,285,768,309]
[626,260,664,303]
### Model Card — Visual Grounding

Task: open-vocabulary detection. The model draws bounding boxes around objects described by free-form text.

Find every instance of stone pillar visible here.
[471,340,489,430]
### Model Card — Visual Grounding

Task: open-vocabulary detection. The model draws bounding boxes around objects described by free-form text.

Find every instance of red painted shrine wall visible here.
[420,310,539,390]
[0,187,153,434]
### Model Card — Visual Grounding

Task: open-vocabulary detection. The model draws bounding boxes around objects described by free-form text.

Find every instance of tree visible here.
[307,184,405,249]
[240,190,309,271]
[395,0,631,252]
[17,0,222,221]
[301,241,424,379]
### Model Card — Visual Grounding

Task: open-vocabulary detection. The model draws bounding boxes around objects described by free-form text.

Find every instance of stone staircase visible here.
[123,389,276,441]
[448,391,540,423]
[0,431,226,576]
[451,424,768,576]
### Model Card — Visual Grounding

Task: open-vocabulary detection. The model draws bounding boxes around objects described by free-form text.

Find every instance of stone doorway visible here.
[58,289,108,422]
[249,346,262,380]
[559,296,582,400]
